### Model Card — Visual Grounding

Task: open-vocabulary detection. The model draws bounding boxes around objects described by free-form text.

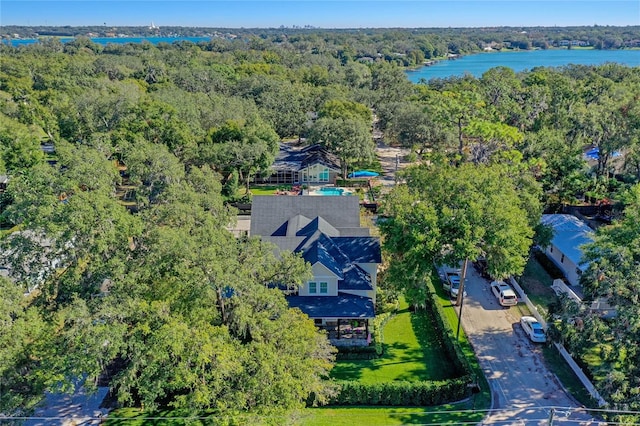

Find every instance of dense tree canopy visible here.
[1,28,640,416]
[380,162,538,306]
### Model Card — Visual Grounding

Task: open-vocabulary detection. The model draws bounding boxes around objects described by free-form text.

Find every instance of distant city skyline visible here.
[1,1,639,28]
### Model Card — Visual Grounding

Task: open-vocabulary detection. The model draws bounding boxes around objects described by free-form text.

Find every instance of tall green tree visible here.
[308,116,375,179]
[380,162,538,306]
[563,184,640,419]
[200,117,280,192]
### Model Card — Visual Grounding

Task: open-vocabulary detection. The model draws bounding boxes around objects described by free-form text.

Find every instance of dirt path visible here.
[375,140,411,188]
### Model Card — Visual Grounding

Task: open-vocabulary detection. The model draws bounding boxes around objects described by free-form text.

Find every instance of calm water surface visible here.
[406,49,640,82]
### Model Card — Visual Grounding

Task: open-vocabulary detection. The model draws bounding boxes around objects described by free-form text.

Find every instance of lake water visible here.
[406,49,640,82]
[6,36,213,46]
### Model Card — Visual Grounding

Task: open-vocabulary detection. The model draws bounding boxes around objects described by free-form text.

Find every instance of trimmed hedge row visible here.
[331,376,472,406]
[327,273,476,406]
[423,283,473,378]
[335,345,379,360]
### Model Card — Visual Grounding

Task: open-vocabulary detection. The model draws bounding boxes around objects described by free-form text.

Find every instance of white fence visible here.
[509,277,607,407]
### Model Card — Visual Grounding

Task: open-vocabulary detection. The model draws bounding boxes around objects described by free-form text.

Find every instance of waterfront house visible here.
[541,214,594,286]
[250,195,380,346]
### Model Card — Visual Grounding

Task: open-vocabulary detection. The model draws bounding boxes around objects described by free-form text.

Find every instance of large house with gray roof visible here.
[255,143,341,185]
[541,214,594,286]
[251,195,380,346]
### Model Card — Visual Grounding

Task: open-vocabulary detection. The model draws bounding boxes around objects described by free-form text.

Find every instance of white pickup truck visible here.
[490,280,518,307]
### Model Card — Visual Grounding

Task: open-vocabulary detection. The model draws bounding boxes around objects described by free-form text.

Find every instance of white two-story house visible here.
[250,195,381,346]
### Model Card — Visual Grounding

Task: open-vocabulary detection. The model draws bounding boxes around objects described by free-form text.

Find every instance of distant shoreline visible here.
[406,46,640,72]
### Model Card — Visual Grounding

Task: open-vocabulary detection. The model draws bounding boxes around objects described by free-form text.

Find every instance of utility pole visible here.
[548,408,555,425]
[456,258,469,341]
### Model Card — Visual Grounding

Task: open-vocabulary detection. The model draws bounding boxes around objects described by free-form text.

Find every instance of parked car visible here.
[520,316,546,343]
[490,280,518,307]
[473,258,491,279]
[443,272,467,298]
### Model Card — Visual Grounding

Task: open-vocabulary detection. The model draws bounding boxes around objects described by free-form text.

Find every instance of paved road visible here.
[456,265,602,425]
[24,386,109,426]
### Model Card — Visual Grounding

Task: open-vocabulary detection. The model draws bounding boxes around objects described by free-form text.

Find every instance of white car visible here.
[520,316,546,343]
[490,280,518,307]
[443,273,467,298]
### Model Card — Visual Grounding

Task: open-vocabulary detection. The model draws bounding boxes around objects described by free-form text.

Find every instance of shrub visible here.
[335,345,379,360]
[331,377,472,406]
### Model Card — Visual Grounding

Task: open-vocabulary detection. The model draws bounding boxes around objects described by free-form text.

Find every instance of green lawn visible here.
[247,185,282,195]
[304,275,491,425]
[109,405,488,426]
[109,281,491,425]
[330,298,457,383]
[517,254,558,316]
[294,404,485,425]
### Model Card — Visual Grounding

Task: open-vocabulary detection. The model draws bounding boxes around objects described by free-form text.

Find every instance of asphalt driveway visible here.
[457,265,602,425]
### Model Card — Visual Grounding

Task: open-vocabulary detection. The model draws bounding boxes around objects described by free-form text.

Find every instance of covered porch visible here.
[320,319,371,347]
[287,293,375,347]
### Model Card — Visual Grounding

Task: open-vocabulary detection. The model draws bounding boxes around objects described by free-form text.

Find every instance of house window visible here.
[561,254,565,264]
[550,246,553,253]
[320,282,328,294]
[309,282,317,294]
[319,168,329,182]
[576,268,583,276]
[314,319,323,326]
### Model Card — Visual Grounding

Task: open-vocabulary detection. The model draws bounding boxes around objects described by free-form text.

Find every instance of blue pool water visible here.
[318,187,351,196]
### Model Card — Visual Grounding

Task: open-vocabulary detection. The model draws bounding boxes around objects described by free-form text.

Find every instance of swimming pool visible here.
[312,187,353,196]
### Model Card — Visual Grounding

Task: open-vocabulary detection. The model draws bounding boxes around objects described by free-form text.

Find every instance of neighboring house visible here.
[541,214,594,286]
[250,195,381,346]
[255,143,341,185]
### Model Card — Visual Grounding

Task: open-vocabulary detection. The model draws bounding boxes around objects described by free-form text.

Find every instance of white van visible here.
[490,281,518,307]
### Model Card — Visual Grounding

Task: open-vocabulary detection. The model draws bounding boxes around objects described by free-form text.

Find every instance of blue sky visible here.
[1,1,639,28]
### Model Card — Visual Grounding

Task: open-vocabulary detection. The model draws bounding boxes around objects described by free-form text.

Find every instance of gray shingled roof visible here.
[270,143,341,173]
[251,195,379,316]
[287,293,375,319]
[250,195,363,237]
[332,237,382,264]
[296,216,340,238]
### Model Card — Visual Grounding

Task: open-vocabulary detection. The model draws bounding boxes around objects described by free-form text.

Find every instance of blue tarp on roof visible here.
[585,147,622,161]
[287,292,375,319]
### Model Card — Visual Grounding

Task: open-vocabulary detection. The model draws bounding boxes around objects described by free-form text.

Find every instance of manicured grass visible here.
[109,405,488,426]
[106,408,288,425]
[517,255,558,316]
[109,277,491,426]
[295,404,485,425]
[247,186,280,195]
[330,297,457,383]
